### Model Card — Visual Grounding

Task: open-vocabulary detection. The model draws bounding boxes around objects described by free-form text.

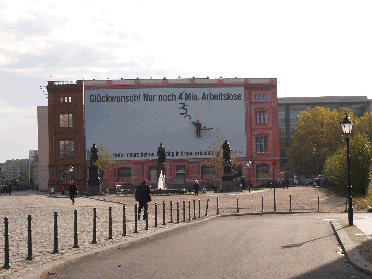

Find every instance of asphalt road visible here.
[50,214,370,279]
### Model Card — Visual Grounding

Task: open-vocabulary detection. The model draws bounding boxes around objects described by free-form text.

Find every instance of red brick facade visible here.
[47,78,279,191]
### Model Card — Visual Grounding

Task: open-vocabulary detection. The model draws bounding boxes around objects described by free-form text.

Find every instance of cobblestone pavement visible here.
[0,187,361,278]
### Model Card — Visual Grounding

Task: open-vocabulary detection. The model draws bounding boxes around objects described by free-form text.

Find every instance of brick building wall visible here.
[47,78,280,190]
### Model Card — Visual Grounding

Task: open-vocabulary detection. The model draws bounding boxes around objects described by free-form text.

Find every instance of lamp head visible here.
[341,113,353,135]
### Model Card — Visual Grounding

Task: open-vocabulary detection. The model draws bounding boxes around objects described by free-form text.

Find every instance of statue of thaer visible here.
[90,144,98,165]
[157,143,166,166]
[222,140,231,162]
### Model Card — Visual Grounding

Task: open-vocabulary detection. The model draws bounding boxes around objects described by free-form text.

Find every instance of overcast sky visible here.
[0,0,371,163]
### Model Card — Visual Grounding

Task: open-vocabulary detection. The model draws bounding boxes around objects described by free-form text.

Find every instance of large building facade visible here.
[46,78,280,190]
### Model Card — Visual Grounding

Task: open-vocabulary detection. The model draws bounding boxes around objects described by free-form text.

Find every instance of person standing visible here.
[8,185,12,195]
[135,179,152,220]
[193,180,199,196]
[69,183,77,205]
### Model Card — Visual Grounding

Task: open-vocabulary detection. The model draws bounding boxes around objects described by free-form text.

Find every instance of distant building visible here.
[37,106,49,191]
[29,150,38,190]
[278,96,372,169]
[1,159,30,185]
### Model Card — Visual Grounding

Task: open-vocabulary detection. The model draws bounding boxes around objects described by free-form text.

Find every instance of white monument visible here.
[157,170,166,190]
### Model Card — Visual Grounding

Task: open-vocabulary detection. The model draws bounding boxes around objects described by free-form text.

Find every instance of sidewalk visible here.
[331,213,372,276]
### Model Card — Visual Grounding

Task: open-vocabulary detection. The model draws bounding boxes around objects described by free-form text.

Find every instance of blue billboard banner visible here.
[85,87,246,160]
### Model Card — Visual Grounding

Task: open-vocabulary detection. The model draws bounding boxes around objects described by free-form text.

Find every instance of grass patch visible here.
[353,188,372,210]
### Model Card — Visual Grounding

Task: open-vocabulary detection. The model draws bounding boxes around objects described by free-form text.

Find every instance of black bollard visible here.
[73,210,79,248]
[53,212,59,254]
[198,199,201,218]
[92,208,97,244]
[162,201,166,225]
[183,201,186,222]
[3,217,11,268]
[318,196,320,212]
[177,201,180,223]
[145,204,149,230]
[108,207,113,239]
[206,199,209,216]
[261,196,264,212]
[134,204,138,233]
[289,195,292,212]
[188,200,191,221]
[193,200,196,220]
[170,201,173,223]
[217,197,219,215]
[26,215,33,260]
[122,205,126,236]
[237,197,239,213]
[155,202,158,227]
[345,198,348,212]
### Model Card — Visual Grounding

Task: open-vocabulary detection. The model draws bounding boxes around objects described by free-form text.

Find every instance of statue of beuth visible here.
[90,143,99,166]
[222,140,231,163]
[157,143,166,166]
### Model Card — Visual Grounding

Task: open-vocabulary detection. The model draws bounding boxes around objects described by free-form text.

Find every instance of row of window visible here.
[255,93,266,100]
[58,136,269,160]
[61,96,72,102]
[60,114,73,128]
[59,111,266,128]
[255,110,267,123]
[117,163,272,181]
[256,136,269,153]
[60,140,74,158]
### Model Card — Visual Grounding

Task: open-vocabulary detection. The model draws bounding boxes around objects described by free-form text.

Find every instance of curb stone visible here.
[330,220,372,276]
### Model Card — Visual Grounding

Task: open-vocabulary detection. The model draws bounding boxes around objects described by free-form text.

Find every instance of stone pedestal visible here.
[88,164,100,196]
[221,162,234,192]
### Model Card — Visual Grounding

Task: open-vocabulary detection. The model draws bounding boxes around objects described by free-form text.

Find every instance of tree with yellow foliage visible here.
[207,129,240,190]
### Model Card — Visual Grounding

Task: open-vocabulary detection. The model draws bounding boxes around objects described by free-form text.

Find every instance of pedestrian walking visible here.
[4,185,8,195]
[8,185,12,195]
[135,179,152,220]
[68,183,77,205]
[241,177,246,191]
[193,180,199,196]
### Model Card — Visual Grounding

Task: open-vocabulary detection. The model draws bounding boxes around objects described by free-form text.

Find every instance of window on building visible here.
[60,169,69,179]
[60,114,73,127]
[232,164,242,178]
[60,96,72,102]
[255,110,267,123]
[148,166,157,182]
[117,167,131,178]
[176,165,185,173]
[263,94,266,99]
[259,94,262,99]
[201,166,215,180]
[255,136,268,153]
[60,140,74,158]
[255,94,257,99]
[256,164,269,178]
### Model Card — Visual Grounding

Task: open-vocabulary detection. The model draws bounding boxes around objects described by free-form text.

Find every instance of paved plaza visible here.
[0,187,362,278]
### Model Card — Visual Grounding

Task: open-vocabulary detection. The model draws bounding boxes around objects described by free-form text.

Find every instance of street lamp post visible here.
[70,165,74,183]
[273,167,276,211]
[247,161,252,193]
[341,114,353,226]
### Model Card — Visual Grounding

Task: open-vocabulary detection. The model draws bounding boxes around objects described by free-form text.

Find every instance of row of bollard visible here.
[2,195,322,269]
